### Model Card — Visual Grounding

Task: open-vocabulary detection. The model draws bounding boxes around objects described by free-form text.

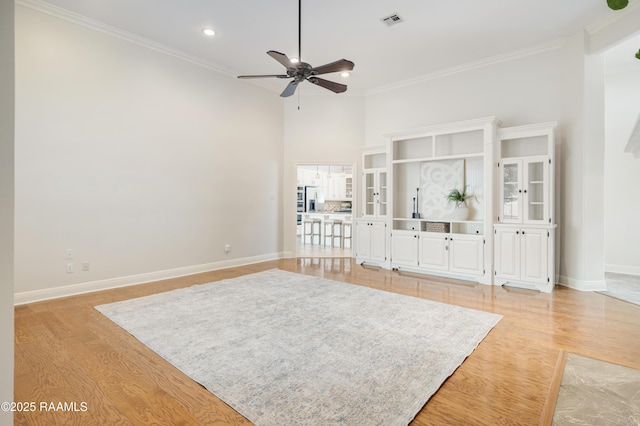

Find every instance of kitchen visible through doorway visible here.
[296,164,354,258]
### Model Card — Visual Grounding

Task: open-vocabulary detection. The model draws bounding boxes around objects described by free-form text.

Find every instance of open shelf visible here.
[435,129,484,157]
[393,136,433,161]
[392,218,484,235]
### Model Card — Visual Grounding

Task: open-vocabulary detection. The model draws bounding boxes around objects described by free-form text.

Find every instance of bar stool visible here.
[332,220,343,248]
[342,221,352,249]
[310,219,322,245]
[303,216,321,245]
[324,219,334,247]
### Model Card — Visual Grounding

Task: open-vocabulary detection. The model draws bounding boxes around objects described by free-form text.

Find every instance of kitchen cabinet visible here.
[355,219,387,265]
[323,173,353,200]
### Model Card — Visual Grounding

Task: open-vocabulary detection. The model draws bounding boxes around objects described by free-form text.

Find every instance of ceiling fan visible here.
[237,0,355,97]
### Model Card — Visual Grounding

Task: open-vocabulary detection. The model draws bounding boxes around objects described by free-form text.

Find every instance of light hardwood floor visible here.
[296,235,352,258]
[14,258,640,425]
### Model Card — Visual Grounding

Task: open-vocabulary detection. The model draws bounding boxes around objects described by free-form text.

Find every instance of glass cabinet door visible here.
[525,160,548,223]
[364,171,375,216]
[501,161,521,222]
[378,171,387,217]
[500,158,549,224]
[363,170,387,218]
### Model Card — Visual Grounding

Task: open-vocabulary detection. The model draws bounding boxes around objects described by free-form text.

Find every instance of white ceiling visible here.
[29,0,632,95]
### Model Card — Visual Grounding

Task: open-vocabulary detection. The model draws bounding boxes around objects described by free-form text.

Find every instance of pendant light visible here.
[340,166,346,178]
[315,165,320,180]
[327,166,332,179]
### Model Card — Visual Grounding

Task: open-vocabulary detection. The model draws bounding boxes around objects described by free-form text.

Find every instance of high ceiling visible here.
[27,0,630,95]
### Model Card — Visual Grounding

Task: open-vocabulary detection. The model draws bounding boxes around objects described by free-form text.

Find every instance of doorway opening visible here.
[295,163,355,258]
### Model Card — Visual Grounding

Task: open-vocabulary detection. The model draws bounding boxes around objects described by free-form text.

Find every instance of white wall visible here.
[604,37,640,275]
[14,5,284,301]
[364,37,606,290]
[365,45,569,147]
[282,94,364,256]
[0,0,14,421]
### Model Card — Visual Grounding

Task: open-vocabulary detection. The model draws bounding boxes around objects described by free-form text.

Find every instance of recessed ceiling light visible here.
[202,28,215,37]
[341,72,350,78]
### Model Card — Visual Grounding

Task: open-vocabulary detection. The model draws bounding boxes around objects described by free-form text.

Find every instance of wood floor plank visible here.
[14,258,640,425]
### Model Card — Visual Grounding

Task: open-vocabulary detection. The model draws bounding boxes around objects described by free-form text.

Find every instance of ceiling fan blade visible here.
[237,74,290,79]
[280,80,299,97]
[307,77,347,94]
[311,59,355,75]
[267,50,295,69]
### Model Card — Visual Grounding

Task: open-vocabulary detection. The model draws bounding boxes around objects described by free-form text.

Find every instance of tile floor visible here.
[553,353,640,425]
[601,272,640,306]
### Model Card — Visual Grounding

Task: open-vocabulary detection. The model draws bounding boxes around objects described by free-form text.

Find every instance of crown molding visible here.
[16,0,239,79]
[366,38,567,96]
[585,0,640,36]
[17,0,365,97]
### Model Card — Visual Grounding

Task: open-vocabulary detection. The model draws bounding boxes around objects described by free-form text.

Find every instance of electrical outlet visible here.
[82,261,90,272]
[66,263,74,273]
[66,249,73,259]
[224,244,231,252]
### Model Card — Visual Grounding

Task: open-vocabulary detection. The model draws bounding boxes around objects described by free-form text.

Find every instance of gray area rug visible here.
[553,354,640,425]
[599,273,640,306]
[96,269,502,426]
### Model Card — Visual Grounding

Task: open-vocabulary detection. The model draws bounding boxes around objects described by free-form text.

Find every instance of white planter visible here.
[453,205,469,221]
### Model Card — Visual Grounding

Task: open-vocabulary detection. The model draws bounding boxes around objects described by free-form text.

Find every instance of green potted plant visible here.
[446,186,477,221]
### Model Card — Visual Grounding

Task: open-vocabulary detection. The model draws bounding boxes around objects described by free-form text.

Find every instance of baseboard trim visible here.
[14,252,285,305]
[604,264,640,277]
[281,251,295,259]
[557,275,607,292]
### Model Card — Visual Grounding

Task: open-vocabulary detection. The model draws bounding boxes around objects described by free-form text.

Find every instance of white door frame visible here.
[293,162,357,258]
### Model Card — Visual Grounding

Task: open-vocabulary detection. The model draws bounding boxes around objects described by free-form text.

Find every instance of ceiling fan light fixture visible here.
[236,0,355,98]
[202,28,215,37]
[341,72,350,78]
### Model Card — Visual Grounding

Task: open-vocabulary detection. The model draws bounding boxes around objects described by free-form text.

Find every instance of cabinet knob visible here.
[518,189,522,193]
[516,231,520,234]
[524,189,527,194]
[522,231,526,235]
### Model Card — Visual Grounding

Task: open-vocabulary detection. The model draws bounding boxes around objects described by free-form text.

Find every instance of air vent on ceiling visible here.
[381,13,403,27]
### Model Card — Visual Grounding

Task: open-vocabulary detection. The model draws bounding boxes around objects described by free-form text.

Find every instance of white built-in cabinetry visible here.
[355,148,389,267]
[355,220,387,264]
[386,117,499,284]
[354,118,558,292]
[494,122,556,292]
